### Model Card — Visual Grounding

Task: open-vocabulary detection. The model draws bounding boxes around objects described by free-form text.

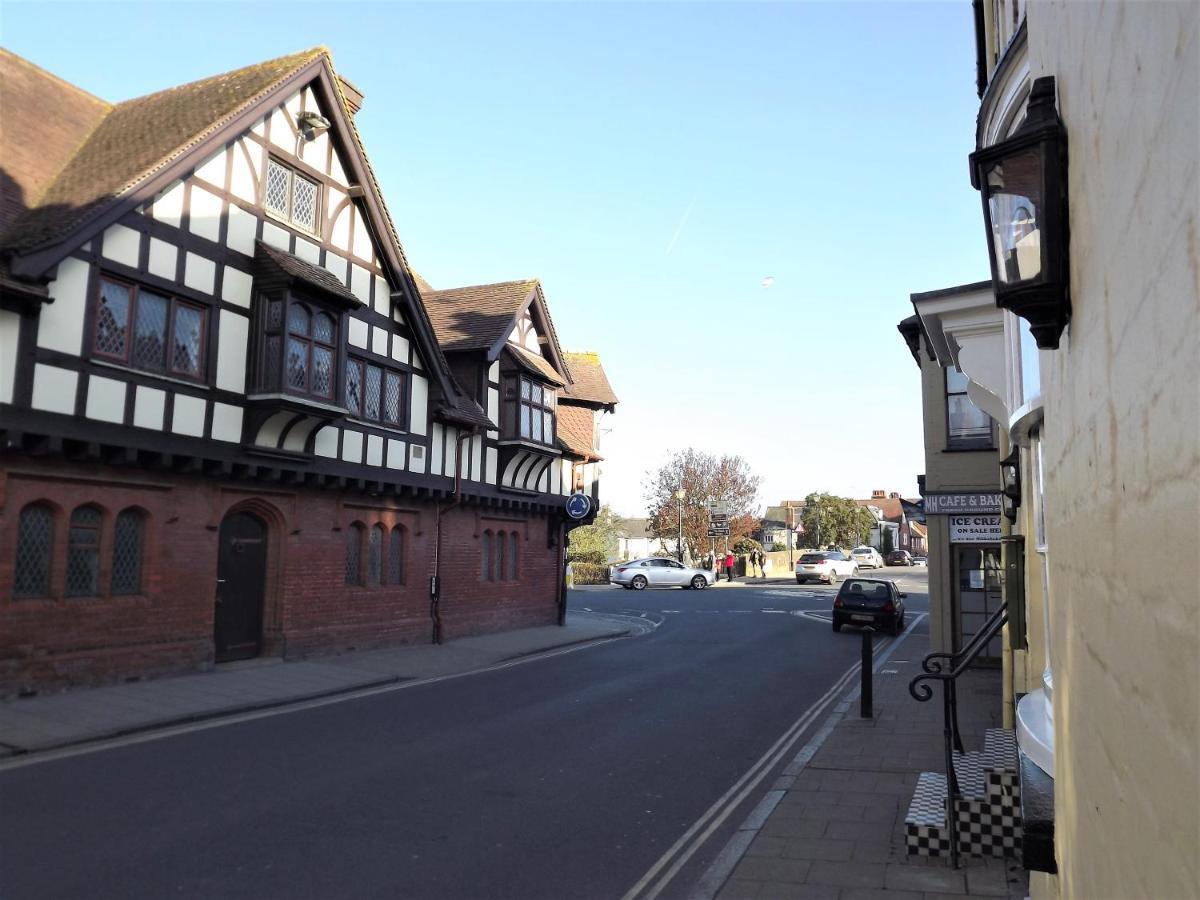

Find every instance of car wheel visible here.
[631,575,648,591]
[832,621,842,633]
[691,575,707,590]
[796,577,805,584]
[852,566,860,576]
[827,570,838,585]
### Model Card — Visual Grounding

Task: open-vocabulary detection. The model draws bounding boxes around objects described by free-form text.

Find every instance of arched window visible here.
[345,523,364,585]
[507,531,519,582]
[111,508,145,595]
[14,503,54,598]
[389,527,405,585]
[367,524,384,587]
[493,532,506,582]
[65,505,102,597]
[481,531,492,581]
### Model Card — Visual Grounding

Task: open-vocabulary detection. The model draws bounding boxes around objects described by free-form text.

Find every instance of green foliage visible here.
[770,543,787,552]
[882,527,895,556]
[733,537,763,555]
[567,549,608,565]
[570,562,610,585]
[799,493,879,551]
[566,505,621,561]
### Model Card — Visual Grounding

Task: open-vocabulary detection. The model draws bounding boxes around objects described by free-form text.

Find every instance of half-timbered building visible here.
[0,48,617,694]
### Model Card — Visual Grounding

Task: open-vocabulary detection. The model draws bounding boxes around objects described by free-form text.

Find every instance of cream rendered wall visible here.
[1026,4,1199,898]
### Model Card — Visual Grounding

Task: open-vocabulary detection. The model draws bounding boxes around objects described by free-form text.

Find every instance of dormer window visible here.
[507,376,555,446]
[265,158,320,234]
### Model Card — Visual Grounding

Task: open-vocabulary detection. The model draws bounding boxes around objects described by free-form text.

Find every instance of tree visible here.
[882,526,895,556]
[798,493,878,550]
[566,505,622,562]
[643,449,762,562]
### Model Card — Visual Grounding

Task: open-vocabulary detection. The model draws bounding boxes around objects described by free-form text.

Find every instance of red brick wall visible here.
[0,459,561,695]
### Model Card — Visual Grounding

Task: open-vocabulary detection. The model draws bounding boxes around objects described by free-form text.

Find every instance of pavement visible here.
[0,610,634,757]
[698,628,1030,900]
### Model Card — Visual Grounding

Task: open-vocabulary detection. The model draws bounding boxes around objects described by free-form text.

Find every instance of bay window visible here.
[509,376,555,446]
[257,294,339,402]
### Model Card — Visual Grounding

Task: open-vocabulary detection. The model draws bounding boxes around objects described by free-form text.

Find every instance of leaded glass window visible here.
[172,305,203,376]
[95,280,130,358]
[367,525,383,587]
[265,157,321,234]
[280,303,335,399]
[345,524,363,585]
[265,159,290,218]
[65,506,101,597]
[512,376,555,446]
[364,366,381,421]
[346,359,404,426]
[93,277,207,380]
[286,338,308,390]
[345,360,363,415]
[111,509,144,595]
[389,527,405,584]
[13,503,54,598]
[384,372,402,425]
[292,174,318,233]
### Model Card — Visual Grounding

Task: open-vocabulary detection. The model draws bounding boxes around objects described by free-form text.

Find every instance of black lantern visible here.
[1000,447,1021,522]
[1002,494,1019,523]
[970,76,1070,349]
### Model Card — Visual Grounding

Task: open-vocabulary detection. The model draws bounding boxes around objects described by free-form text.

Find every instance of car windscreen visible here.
[839,582,890,603]
[799,554,827,563]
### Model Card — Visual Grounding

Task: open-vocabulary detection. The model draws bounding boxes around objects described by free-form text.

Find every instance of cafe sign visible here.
[949,515,1003,543]
[924,491,1002,515]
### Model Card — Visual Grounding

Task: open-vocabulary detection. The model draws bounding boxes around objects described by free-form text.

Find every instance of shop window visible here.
[265,157,320,234]
[65,505,102,597]
[367,524,383,587]
[94,277,206,380]
[13,503,54,598]
[111,508,145,595]
[346,358,406,427]
[389,526,406,584]
[946,366,995,448]
[345,523,364,585]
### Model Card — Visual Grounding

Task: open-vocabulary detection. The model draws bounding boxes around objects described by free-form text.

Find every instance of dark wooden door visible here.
[214,512,267,662]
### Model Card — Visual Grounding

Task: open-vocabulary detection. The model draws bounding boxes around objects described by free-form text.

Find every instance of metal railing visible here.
[908,602,1008,868]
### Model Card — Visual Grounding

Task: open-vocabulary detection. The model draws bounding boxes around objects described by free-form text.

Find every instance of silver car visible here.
[611,558,714,590]
[850,546,884,569]
[795,551,859,585]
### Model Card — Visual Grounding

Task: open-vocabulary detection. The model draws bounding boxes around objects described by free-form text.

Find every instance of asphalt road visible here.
[0,568,929,900]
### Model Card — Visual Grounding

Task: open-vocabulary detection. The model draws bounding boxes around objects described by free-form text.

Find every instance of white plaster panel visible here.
[210,402,243,442]
[350,264,370,304]
[188,185,223,243]
[294,237,321,265]
[351,207,373,261]
[31,364,77,414]
[301,130,328,171]
[269,106,294,150]
[443,427,456,476]
[313,426,338,458]
[221,266,253,308]
[0,310,19,403]
[341,429,364,463]
[550,457,560,493]
[391,335,409,364]
[261,221,291,252]
[331,204,351,251]
[184,252,216,295]
[302,87,318,112]
[230,142,257,203]
[171,393,207,437]
[226,203,257,256]
[323,253,348,285]
[284,90,302,119]
[471,435,483,483]
[85,374,126,424]
[101,224,141,268]
[537,467,549,494]
[562,460,572,495]
[410,374,428,436]
[366,434,384,467]
[407,443,426,474]
[216,310,249,393]
[133,385,166,430]
[37,256,89,355]
[282,418,320,453]
[486,447,498,485]
[487,387,500,431]
[371,326,388,357]
[386,439,406,470]
[153,182,185,228]
[250,117,266,137]
[430,424,444,476]
[147,238,178,281]
[194,148,227,188]
[348,318,369,348]
[488,362,500,382]
[329,150,348,187]
[373,276,390,315]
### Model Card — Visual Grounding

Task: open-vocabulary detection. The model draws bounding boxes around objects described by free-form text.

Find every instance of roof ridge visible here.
[0,49,113,107]
[425,278,539,296]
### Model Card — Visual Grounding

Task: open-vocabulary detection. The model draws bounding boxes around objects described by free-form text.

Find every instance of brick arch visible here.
[217,497,289,657]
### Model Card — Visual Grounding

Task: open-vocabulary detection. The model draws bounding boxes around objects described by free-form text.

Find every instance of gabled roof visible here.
[556,404,598,460]
[1,48,325,254]
[424,279,539,352]
[561,351,618,407]
[508,344,566,386]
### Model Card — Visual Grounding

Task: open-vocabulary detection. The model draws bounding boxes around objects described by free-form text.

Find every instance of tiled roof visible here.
[1,48,326,253]
[423,280,539,352]
[854,498,910,522]
[0,51,110,236]
[410,271,435,295]
[508,344,567,386]
[561,351,618,406]
[435,375,495,429]
[910,521,928,538]
[256,242,358,304]
[557,404,597,459]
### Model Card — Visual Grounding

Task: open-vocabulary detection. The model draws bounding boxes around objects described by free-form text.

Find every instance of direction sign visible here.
[707,500,730,516]
[706,528,729,537]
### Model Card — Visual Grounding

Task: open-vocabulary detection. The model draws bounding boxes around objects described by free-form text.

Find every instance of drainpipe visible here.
[431,426,476,645]
[556,519,567,626]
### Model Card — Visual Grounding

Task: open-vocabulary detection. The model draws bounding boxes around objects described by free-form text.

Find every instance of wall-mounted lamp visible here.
[970,76,1070,349]
[296,111,332,141]
[1000,447,1021,522]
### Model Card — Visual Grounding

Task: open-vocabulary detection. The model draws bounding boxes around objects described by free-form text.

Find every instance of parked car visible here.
[795,551,858,584]
[832,578,907,634]
[912,556,928,567]
[886,550,914,566]
[611,558,714,590]
[850,546,884,569]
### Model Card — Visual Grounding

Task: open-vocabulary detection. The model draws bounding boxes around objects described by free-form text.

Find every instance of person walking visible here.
[724,550,736,582]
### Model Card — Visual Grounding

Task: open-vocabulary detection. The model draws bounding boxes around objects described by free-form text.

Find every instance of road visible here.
[0,568,930,900]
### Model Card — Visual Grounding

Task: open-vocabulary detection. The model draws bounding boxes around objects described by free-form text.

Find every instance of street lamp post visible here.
[675,488,686,563]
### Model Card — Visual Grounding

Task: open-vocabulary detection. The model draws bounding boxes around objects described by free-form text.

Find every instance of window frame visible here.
[345,357,408,428]
[506,376,556,446]
[944,365,996,450]
[93,275,208,382]
[13,502,55,599]
[111,508,145,596]
[258,292,341,402]
[65,505,103,599]
[264,156,322,236]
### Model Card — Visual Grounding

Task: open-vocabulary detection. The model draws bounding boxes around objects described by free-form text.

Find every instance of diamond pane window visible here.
[312,313,335,344]
[14,503,54,599]
[521,381,531,400]
[384,372,402,425]
[286,338,308,390]
[345,523,363,585]
[364,366,381,421]
[267,299,284,332]
[132,291,168,370]
[288,304,311,336]
[95,280,131,358]
[111,509,144,595]
[511,376,557,447]
[172,305,204,376]
[65,506,101,598]
[265,159,290,217]
[520,406,531,439]
[312,347,333,397]
[292,174,318,233]
[367,525,383,587]
[389,527,405,584]
[532,411,543,441]
[263,336,281,389]
[345,360,363,414]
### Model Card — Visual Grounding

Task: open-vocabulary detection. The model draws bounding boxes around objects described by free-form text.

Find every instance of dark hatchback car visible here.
[832,578,906,634]
[886,549,913,566]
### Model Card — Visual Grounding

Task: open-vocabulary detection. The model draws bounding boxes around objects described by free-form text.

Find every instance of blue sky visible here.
[5,1,990,518]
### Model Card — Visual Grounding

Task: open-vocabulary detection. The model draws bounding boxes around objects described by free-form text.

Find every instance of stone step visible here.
[905,771,953,858]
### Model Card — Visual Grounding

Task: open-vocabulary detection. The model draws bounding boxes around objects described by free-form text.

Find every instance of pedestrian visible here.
[724,550,735,582]
[755,549,765,578]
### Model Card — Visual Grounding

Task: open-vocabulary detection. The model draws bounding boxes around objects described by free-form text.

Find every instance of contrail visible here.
[665,193,699,256]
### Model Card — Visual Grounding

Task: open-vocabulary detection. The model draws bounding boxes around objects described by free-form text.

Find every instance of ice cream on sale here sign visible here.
[949,515,1003,543]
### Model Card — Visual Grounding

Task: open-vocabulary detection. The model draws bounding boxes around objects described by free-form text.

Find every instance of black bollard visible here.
[860,627,874,718]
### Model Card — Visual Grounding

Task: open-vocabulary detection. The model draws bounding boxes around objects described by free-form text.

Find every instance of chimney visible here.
[337,74,364,116]
[872,490,885,499]
[889,492,900,499]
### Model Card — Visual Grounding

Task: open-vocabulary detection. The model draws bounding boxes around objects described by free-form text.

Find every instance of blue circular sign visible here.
[565,492,592,520]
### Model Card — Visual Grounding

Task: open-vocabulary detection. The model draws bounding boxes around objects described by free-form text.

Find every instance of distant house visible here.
[615,517,676,561]
[853,490,922,552]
